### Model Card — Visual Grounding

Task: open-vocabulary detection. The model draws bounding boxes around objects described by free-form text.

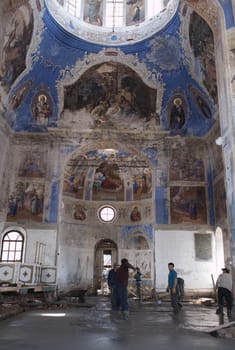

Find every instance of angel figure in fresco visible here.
[170,97,185,130]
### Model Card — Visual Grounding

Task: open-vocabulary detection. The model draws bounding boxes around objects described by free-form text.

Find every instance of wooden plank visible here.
[205,321,235,333]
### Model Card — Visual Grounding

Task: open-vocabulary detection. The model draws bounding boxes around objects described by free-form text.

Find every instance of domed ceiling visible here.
[46,0,179,45]
[0,0,233,137]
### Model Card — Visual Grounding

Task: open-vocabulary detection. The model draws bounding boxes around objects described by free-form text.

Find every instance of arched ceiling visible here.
[0,0,233,138]
[45,0,179,45]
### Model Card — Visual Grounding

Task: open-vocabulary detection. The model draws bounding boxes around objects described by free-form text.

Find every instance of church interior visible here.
[0,0,235,302]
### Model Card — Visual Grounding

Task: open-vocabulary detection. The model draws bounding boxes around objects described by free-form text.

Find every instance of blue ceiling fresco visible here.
[3,1,227,137]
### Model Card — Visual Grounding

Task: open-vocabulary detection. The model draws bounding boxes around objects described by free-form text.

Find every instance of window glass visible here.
[60,0,168,25]
[99,206,116,222]
[0,231,24,262]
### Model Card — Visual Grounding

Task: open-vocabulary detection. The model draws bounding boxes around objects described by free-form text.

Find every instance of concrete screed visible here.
[0,296,235,350]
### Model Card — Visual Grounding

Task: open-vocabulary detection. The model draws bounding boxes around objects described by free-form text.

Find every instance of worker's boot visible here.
[227,309,232,322]
[216,305,223,315]
[123,310,129,320]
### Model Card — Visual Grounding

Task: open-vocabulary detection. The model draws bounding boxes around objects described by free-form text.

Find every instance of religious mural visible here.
[63,149,152,201]
[9,80,33,110]
[132,168,152,200]
[0,1,33,93]
[189,84,212,119]
[18,151,47,178]
[166,94,188,131]
[83,0,103,26]
[31,87,53,125]
[170,186,207,224]
[130,205,142,222]
[214,178,227,223]
[7,181,44,222]
[126,0,145,26]
[189,12,218,104]
[63,63,157,130]
[72,203,87,221]
[169,148,205,181]
[93,161,124,201]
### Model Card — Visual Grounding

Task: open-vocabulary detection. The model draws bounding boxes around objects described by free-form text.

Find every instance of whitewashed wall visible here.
[24,229,57,266]
[155,229,224,293]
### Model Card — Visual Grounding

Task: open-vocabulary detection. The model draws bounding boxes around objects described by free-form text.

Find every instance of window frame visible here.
[98,205,117,223]
[0,230,25,263]
[61,0,168,26]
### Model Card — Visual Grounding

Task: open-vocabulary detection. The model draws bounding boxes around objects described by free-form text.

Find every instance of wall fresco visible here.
[63,149,152,202]
[31,86,53,126]
[169,148,205,181]
[189,11,218,104]
[63,62,157,130]
[0,1,33,93]
[83,0,103,26]
[189,84,212,119]
[9,80,33,110]
[18,151,46,178]
[126,0,145,26]
[166,93,188,131]
[170,186,207,224]
[7,181,44,222]
[92,161,124,201]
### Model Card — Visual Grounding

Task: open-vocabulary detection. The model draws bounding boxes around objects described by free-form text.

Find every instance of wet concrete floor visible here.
[0,296,234,350]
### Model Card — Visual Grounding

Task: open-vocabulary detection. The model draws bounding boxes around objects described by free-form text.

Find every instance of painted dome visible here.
[45,0,179,45]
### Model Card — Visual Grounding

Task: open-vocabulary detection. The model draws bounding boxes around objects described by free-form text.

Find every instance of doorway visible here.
[94,239,117,295]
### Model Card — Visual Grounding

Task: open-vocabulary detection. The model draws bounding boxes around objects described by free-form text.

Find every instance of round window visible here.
[98,205,116,223]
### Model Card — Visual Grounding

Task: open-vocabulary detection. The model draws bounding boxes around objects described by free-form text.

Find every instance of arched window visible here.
[0,231,24,262]
[61,0,169,25]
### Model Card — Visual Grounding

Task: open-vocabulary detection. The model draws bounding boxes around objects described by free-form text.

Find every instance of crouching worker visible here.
[215,267,233,322]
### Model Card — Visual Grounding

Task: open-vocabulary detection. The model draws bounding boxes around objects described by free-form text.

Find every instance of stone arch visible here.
[94,238,118,294]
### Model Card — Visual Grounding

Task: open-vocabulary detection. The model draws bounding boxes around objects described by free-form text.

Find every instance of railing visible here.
[0,262,57,286]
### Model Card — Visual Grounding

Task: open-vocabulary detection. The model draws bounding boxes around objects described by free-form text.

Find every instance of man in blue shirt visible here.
[167,262,180,314]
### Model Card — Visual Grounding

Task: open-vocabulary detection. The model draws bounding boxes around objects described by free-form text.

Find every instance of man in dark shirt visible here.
[107,263,119,310]
[116,258,136,319]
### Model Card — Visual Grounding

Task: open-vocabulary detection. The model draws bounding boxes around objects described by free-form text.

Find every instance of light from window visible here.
[106,0,124,28]
[99,206,116,223]
[1,231,24,262]
[59,0,168,25]
[64,0,81,17]
[147,0,165,19]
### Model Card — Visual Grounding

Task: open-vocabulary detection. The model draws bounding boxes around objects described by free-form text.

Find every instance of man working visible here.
[215,267,233,321]
[116,258,136,320]
[107,263,119,310]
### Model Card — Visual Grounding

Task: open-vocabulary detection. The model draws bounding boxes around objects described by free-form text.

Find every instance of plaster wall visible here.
[56,221,154,292]
[24,228,57,266]
[155,229,223,293]
[0,228,57,266]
